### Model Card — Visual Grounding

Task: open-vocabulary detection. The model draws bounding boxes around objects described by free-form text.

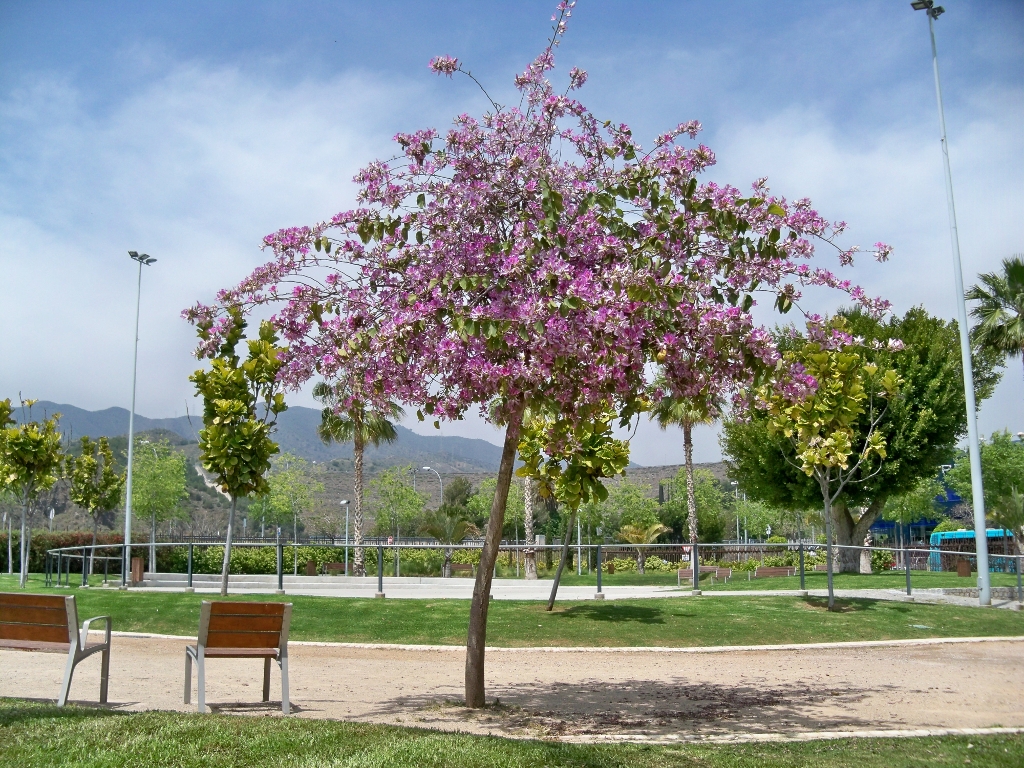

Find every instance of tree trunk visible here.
[353,429,365,577]
[19,500,28,588]
[831,496,886,573]
[523,477,537,580]
[465,405,523,709]
[546,511,575,611]
[150,512,157,576]
[444,548,452,578]
[90,518,98,576]
[683,422,698,545]
[637,547,646,575]
[817,471,836,611]
[220,496,236,596]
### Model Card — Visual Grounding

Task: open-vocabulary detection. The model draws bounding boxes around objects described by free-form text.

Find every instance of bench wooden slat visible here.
[201,647,281,658]
[0,606,70,626]
[0,593,67,609]
[208,615,283,633]
[206,631,281,649]
[0,638,71,653]
[208,602,286,616]
[0,623,70,643]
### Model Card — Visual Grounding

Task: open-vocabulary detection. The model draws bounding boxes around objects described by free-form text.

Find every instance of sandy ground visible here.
[3,635,1023,741]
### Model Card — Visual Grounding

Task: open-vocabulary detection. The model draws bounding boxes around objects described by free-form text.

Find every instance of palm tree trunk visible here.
[546,511,575,611]
[91,518,98,576]
[220,496,236,596]
[523,477,537,579]
[444,548,452,578]
[465,404,524,709]
[150,512,157,576]
[353,428,365,577]
[683,422,698,546]
[637,547,646,574]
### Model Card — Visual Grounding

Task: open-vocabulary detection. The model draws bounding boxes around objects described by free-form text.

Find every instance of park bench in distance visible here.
[677,566,732,585]
[184,601,292,714]
[324,562,347,575]
[0,592,111,706]
[754,566,796,578]
[450,563,473,576]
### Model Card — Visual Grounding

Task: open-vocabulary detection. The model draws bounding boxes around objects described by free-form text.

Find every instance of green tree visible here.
[945,431,1024,517]
[989,488,1024,555]
[419,507,480,577]
[660,467,726,543]
[759,319,900,610]
[265,453,324,574]
[723,307,1003,572]
[651,387,721,546]
[313,381,403,577]
[618,522,671,574]
[129,440,188,573]
[883,476,945,527]
[967,255,1024,395]
[370,465,426,540]
[0,399,64,587]
[67,436,125,573]
[190,309,288,596]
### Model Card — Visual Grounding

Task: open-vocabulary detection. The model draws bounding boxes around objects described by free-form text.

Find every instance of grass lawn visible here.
[2,574,1022,647]
[1,699,1021,768]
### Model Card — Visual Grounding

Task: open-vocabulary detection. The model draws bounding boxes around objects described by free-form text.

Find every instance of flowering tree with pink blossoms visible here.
[184,2,892,706]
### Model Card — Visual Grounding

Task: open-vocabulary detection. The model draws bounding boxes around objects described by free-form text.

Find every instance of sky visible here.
[1,0,1021,466]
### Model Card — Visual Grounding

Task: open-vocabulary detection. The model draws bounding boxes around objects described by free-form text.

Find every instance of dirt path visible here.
[3,636,1023,740]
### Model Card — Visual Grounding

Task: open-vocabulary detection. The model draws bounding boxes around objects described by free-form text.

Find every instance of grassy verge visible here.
[0,699,1021,768]
[2,574,1022,647]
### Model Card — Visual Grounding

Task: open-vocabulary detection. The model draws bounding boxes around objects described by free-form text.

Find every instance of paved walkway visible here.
[131,573,1023,609]
[3,635,1022,742]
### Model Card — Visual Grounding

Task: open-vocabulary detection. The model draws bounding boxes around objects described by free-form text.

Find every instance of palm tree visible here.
[313,381,403,576]
[967,255,1024,395]
[419,507,479,577]
[618,522,670,574]
[651,388,720,547]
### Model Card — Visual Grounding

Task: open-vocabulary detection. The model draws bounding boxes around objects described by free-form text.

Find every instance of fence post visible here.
[376,544,385,598]
[186,543,194,593]
[103,556,109,586]
[595,544,604,600]
[905,538,912,597]
[799,541,806,591]
[692,543,700,594]
[276,539,284,595]
[81,547,88,588]
[1017,555,1022,604]
[56,552,62,587]
[44,553,50,587]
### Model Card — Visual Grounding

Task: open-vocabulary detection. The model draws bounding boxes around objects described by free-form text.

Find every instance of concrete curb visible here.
[102,631,1024,653]
[560,725,1024,745]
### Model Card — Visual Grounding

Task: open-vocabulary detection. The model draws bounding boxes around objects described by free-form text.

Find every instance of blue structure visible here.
[929,529,1017,573]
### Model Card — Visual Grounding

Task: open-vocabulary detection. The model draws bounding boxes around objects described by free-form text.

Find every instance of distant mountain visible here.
[19,401,507,472]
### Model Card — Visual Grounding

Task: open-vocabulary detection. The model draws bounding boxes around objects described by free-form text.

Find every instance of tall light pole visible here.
[910,1,990,605]
[422,467,443,507]
[121,250,156,589]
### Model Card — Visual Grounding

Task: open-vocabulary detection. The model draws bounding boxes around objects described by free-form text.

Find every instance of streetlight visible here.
[422,467,443,505]
[910,0,990,605]
[340,499,350,572]
[121,250,157,589]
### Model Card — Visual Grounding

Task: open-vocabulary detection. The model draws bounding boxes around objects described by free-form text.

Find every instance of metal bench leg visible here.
[184,649,193,704]
[99,647,110,704]
[279,656,290,715]
[263,657,271,702]
[197,649,206,713]
[58,649,77,707]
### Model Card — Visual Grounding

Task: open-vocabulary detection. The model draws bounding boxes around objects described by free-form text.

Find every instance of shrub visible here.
[871,548,895,572]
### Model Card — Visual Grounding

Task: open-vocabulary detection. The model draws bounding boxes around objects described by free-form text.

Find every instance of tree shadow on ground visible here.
[555,604,666,625]
[0,698,126,726]
[372,677,886,738]
[801,597,910,613]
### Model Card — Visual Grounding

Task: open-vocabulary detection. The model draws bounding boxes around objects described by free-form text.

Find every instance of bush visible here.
[871,549,896,572]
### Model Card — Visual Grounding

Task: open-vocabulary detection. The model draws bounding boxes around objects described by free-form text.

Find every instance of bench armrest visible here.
[80,615,112,649]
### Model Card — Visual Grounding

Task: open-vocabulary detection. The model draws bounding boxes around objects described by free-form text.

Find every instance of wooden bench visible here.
[184,601,292,714]
[814,564,829,572]
[754,566,796,578]
[0,592,111,706]
[450,563,474,576]
[324,562,347,575]
[677,566,732,584]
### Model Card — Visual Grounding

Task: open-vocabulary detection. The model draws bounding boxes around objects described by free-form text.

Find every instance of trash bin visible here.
[131,557,144,585]
[306,559,317,576]
[957,559,972,578]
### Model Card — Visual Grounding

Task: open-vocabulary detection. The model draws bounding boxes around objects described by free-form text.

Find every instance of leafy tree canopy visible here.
[945,431,1024,515]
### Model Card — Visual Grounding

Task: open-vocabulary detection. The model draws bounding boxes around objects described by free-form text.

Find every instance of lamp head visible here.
[422,466,431,471]
[340,499,349,506]
[910,1,944,18]
[129,251,157,265]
